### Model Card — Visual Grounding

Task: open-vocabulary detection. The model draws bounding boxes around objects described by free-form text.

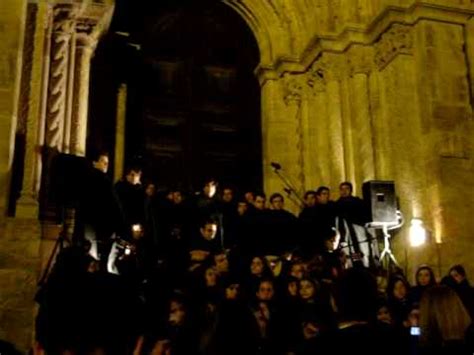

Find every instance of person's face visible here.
[339,185,352,198]
[288,281,298,297]
[290,263,305,279]
[173,191,183,204]
[214,253,229,274]
[406,308,420,327]
[393,280,407,300]
[200,223,217,241]
[417,269,432,286]
[93,155,109,173]
[225,284,240,300]
[204,181,217,198]
[126,170,142,185]
[305,193,316,207]
[316,190,330,204]
[256,281,274,301]
[244,191,255,203]
[145,183,156,197]
[222,189,234,203]
[299,280,316,300]
[237,202,248,216]
[324,231,340,252]
[254,196,266,210]
[377,306,392,324]
[450,270,465,284]
[250,257,264,276]
[271,197,284,210]
[169,301,186,326]
[205,267,218,287]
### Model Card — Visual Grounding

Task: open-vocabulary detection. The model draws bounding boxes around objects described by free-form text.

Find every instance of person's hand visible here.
[302,322,319,339]
[190,250,210,261]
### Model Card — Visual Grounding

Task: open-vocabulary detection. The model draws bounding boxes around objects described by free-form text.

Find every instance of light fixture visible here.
[409,218,427,247]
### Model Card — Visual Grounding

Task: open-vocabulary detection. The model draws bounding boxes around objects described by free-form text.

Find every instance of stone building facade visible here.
[0,0,473,351]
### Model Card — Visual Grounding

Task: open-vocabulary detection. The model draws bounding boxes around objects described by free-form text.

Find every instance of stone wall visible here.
[0,0,473,351]
[228,0,474,280]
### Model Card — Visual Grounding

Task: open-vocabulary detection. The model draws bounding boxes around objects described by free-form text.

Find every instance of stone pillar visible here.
[16,3,51,218]
[70,30,97,156]
[0,0,27,218]
[282,73,306,198]
[114,83,127,182]
[347,46,376,187]
[260,77,304,212]
[45,5,75,151]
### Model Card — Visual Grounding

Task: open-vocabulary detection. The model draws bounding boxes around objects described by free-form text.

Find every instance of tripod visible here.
[366,210,404,271]
[270,162,305,207]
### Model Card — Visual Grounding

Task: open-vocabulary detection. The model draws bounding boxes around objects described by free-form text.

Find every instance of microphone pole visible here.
[270,162,305,207]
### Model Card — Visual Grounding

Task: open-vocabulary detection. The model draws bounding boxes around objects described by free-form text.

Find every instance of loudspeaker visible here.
[362,180,397,224]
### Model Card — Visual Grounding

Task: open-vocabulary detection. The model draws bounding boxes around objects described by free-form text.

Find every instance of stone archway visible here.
[220,0,474,280]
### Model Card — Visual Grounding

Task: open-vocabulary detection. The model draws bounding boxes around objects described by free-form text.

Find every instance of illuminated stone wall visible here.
[0,0,473,350]
[226,0,474,280]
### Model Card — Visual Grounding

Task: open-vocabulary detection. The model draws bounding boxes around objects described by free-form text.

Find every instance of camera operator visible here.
[74,151,126,268]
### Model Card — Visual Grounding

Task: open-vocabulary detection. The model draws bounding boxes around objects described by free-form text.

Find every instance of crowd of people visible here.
[32,151,474,355]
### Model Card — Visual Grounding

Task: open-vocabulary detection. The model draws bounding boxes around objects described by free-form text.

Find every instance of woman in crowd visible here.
[387,274,412,326]
[419,285,474,355]
[411,265,437,303]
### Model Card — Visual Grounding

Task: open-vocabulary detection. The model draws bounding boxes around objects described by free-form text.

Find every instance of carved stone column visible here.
[310,53,346,187]
[45,5,75,150]
[283,73,306,197]
[347,46,376,187]
[70,24,97,156]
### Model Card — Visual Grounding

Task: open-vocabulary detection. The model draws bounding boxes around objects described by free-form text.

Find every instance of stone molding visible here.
[374,24,413,70]
[255,2,474,84]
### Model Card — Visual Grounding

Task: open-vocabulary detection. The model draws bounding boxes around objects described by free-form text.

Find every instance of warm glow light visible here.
[132,224,142,232]
[409,218,426,247]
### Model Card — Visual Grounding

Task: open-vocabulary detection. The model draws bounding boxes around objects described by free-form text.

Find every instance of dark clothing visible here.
[333,322,401,355]
[36,248,141,354]
[389,298,412,327]
[220,200,240,249]
[114,180,146,226]
[453,280,474,319]
[335,196,368,226]
[188,235,222,255]
[243,209,297,257]
[299,202,336,258]
[264,209,298,255]
[214,300,261,355]
[75,167,126,242]
[419,323,474,355]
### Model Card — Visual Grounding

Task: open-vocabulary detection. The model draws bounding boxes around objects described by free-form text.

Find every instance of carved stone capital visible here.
[283,73,306,105]
[307,55,327,93]
[306,52,347,93]
[374,24,413,70]
[52,4,78,36]
[76,32,98,52]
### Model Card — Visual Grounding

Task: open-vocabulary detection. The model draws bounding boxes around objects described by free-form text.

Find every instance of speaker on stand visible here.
[363,180,403,271]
